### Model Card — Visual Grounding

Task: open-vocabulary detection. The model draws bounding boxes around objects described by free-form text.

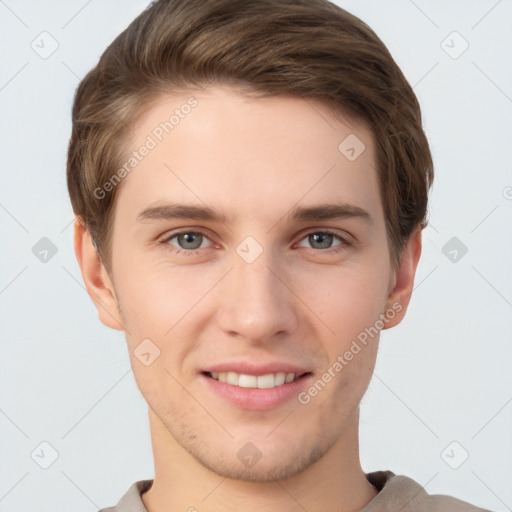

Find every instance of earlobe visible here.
[383,227,423,329]
[73,217,125,331]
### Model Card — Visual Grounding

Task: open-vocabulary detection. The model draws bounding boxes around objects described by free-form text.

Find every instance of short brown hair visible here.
[66,0,433,271]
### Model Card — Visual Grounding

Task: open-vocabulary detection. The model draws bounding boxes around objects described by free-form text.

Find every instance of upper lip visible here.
[201,361,311,376]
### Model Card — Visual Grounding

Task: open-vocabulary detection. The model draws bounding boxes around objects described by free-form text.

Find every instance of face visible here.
[81,85,417,482]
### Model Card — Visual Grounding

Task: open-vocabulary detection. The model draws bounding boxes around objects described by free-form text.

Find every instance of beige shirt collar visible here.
[100,470,491,512]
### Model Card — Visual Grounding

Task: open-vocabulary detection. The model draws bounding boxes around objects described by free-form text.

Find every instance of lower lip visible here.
[200,373,312,411]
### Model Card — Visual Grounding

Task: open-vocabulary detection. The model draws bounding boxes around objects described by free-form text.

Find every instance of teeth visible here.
[239,374,257,387]
[275,372,286,386]
[257,374,275,389]
[226,371,238,385]
[212,371,298,388]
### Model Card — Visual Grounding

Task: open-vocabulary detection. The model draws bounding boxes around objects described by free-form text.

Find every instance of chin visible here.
[192,444,326,483]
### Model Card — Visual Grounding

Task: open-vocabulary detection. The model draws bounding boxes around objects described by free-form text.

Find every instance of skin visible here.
[75,85,422,512]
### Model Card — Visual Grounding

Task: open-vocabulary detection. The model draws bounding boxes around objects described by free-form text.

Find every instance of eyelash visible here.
[159,229,351,256]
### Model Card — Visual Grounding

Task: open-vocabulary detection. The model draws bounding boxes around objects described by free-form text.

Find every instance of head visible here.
[69,0,432,482]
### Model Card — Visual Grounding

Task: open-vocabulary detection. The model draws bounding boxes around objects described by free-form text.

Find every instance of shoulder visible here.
[364,471,493,512]
[98,480,153,512]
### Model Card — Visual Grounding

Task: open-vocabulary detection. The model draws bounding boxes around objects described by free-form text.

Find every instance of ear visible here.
[382,227,422,329]
[73,217,125,331]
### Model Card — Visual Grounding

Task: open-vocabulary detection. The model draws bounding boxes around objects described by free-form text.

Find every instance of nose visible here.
[216,247,298,344]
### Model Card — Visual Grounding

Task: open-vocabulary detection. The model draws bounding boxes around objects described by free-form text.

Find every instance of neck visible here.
[142,406,379,512]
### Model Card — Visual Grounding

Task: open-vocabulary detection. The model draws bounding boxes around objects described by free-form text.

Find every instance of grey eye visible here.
[164,231,211,252]
[176,232,204,250]
[298,232,343,250]
[309,233,333,249]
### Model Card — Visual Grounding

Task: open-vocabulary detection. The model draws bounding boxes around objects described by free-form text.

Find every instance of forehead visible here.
[115,85,382,228]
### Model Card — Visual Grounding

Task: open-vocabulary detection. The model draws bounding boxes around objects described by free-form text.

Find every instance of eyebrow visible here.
[287,202,372,224]
[136,202,373,225]
[137,204,228,223]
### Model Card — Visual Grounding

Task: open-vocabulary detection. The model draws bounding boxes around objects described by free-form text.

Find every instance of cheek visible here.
[115,259,214,328]
[114,261,223,381]
[310,274,385,398]
[306,264,390,335]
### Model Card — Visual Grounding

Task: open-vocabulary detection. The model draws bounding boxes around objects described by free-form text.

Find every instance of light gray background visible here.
[1,0,511,510]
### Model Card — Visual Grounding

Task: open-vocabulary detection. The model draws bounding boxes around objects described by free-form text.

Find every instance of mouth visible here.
[200,362,313,410]
[202,371,308,389]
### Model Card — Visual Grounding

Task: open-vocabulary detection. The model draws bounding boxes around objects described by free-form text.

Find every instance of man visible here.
[67,0,491,510]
